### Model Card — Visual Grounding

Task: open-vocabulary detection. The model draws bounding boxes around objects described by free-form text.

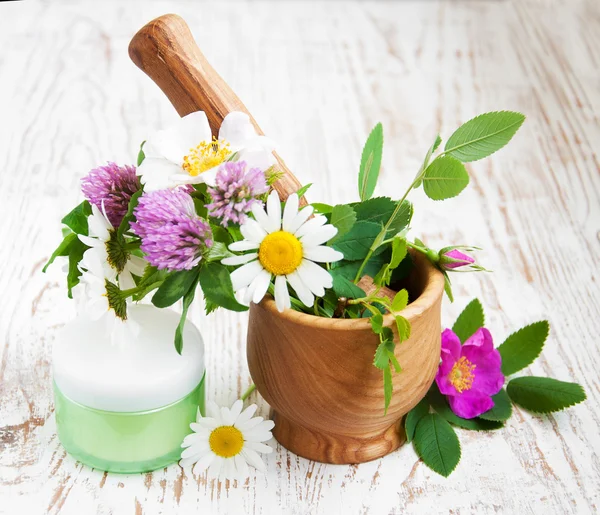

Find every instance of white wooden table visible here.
[1,1,599,513]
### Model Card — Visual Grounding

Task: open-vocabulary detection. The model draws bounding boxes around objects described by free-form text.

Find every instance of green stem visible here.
[240,383,256,401]
[353,178,420,283]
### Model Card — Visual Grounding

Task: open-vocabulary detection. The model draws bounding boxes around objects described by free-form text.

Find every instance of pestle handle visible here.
[129,14,303,201]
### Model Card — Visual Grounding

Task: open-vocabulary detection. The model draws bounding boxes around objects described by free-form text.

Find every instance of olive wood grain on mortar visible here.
[128,13,302,201]
[247,251,445,464]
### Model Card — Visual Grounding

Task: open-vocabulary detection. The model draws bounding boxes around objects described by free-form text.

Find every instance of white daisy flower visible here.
[138,111,275,191]
[77,255,138,343]
[222,191,344,312]
[78,203,147,290]
[180,400,274,480]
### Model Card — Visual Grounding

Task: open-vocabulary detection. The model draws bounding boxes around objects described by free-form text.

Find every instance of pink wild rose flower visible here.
[435,328,504,419]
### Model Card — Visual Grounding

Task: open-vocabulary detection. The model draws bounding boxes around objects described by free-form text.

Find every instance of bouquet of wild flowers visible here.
[46,108,586,479]
[46,110,528,404]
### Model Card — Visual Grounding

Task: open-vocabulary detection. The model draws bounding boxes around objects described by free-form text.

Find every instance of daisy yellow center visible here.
[208,425,244,458]
[182,138,231,177]
[258,230,303,276]
[449,356,476,393]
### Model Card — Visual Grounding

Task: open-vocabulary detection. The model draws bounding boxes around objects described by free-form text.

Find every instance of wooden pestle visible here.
[128,14,302,201]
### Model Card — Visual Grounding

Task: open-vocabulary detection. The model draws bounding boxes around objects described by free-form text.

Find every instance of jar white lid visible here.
[53,304,205,412]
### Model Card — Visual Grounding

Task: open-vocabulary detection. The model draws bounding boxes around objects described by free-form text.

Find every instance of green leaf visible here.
[205,241,233,262]
[443,272,454,302]
[383,365,393,415]
[395,315,411,342]
[66,238,88,298]
[296,183,312,197]
[152,269,199,308]
[354,197,413,236]
[507,376,586,414]
[405,398,430,443]
[211,225,233,245]
[452,298,485,343]
[413,414,461,477]
[422,156,469,201]
[391,289,408,312]
[358,122,384,201]
[117,190,142,239]
[479,389,512,421]
[332,275,366,299]
[43,233,78,272]
[498,321,549,376]
[427,384,504,431]
[174,276,198,354]
[332,221,381,260]
[198,263,248,312]
[415,134,442,188]
[445,111,525,162]
[137,141,146,166]
[374,339,394,369]
[311,203,333,214]
[370,312,384,334]
[329,204,357,243]
[390,238,407,268]
[61,201,92,235]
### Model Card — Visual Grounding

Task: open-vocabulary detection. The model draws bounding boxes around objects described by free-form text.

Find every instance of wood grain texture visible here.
[0,0,599,514]
[247,252,444,464]
[129,13,302,201]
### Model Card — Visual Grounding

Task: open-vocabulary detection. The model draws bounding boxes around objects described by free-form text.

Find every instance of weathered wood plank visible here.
[0,0,598,513]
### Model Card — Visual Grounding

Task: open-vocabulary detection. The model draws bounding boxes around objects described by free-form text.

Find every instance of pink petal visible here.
[441,329,462,360]
[448,390,494,419]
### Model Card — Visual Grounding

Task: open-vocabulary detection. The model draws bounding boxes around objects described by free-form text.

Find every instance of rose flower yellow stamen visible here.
[182,138,231,177]
[449,356,476,393]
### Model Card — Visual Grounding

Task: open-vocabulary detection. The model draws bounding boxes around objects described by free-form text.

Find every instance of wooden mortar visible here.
[129,14,445,464]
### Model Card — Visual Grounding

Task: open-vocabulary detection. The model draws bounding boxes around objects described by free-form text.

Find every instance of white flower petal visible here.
[207,456,224,479]
[173,166,219,187]
[287,206,314,235]
[300,259,334,289]
[78,234,101,248]
[118,269,135,290]
[303,245,344,263]
[231,260,263,291]
[282,193,299,232]
[251,202,278,234]
[234,404,258,427]
[138,158,183,191]
[300,224,338,248]
[234,454,249,480]
[206,401,222,420]
[266,190,282,232]
[240,219,268,244]
[296,260,327,297]
[222,457,236,480]
[229,400,244,424]
[286,272,314,307]
[243,279,258,305]
[180,448,208,468]
[236,148,276,172]
[229,240,260,252]
[218,112,256,150]
[221,406,235,426]
[149,111,212,164]
[243,430,275,443]
[192,452,216,476]
[245,441,274,453]
[222,253,258,266]
[236,416,264,432]
[294,215,327,238]
[181,442,209,459]
[274,275,290,312]
[252,269,272,305]
[241,448,266,471]
[127,255,148,276]
[194,417,219,430]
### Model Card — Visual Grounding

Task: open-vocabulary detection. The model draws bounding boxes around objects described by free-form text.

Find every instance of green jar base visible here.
[54,374,205,474]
